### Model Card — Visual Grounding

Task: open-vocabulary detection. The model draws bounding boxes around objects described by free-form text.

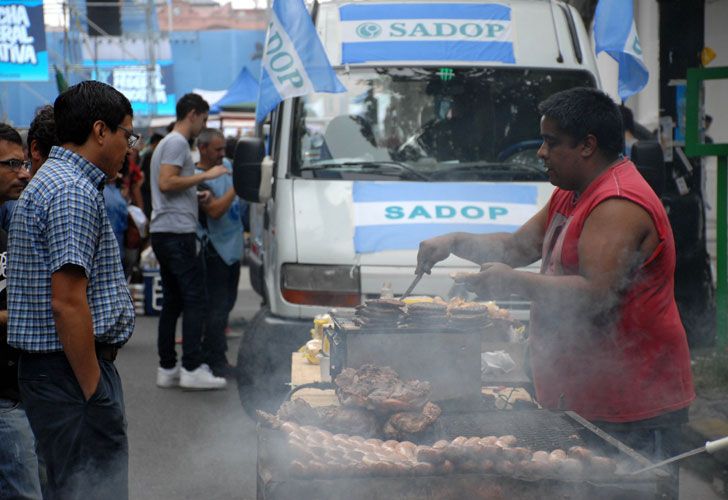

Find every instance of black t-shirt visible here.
[0,227,20,401]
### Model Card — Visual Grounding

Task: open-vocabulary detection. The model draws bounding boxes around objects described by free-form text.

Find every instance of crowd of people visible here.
[0,82,245,498]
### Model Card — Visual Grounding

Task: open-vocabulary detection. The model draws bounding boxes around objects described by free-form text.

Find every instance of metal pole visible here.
[718,155,728,349]
[145,0,157,120]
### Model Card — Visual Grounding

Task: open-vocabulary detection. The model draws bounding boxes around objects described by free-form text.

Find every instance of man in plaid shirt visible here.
[8,81,136,499]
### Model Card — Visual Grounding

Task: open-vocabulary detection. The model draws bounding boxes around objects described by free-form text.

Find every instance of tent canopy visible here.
[210,67,259,113]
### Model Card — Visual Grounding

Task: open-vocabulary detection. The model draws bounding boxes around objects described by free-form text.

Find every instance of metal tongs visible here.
[401,272,424,299]
[631,435,728,475]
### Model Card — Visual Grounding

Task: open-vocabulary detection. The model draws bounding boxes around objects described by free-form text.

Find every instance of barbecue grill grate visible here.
[426,410,587,451]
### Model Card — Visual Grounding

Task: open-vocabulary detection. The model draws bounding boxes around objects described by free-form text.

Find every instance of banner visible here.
[339,3,514,64]
[353,182,538,253]
[0,0,48,81]
[255,0,345,123]
[593,0,648,101]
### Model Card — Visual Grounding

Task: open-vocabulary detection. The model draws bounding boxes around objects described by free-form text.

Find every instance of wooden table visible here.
[290,352,338,406]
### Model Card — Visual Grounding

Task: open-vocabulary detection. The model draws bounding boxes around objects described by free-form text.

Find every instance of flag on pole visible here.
[255,0,346,123]
[593,0,648,101]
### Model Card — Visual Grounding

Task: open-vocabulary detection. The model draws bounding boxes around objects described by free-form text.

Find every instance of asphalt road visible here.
[116,268,723,500]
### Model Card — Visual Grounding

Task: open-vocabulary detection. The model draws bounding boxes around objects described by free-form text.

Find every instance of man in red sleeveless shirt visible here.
[416,88,693,497]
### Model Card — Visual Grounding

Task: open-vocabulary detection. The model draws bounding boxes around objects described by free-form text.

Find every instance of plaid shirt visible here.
[7,146,135,352]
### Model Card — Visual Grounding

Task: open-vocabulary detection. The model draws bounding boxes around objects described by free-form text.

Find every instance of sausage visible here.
[480,444,502,460]
[451,436,468,446]
[416,446,445,464]
[280,421,300,434]
[496,435,518,448]
[479,436,498,446]
[494,459,515,475]
[503,446,531,462]
[289,460,307,476]
[560,457,584,477]
[433,440,449,449]
[568,445,593,462]
[532,450,550,463]
[412,462,435,476]
[590,456,617,475]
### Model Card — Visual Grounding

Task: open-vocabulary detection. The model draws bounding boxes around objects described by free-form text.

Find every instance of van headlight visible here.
[280,264,361,307]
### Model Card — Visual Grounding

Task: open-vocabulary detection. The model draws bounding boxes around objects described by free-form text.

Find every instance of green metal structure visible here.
[685,66,728,348]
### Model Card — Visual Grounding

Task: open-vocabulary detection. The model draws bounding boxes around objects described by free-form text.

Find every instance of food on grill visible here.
[274,418,619,481]
[354,299,405,327]
[400,301,449,328]
[383,401,442,439]
[277,399,380,437]
[447,301,491,330]
[334,364,431,413]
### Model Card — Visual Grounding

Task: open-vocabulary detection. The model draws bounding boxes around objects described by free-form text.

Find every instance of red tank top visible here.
[530,159,694,422]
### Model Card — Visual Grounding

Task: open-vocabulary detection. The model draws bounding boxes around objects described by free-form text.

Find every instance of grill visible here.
[257,408,671,500]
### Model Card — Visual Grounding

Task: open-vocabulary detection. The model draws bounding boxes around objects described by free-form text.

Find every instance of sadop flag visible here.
[593,0,648,101]
[256,0,346,123]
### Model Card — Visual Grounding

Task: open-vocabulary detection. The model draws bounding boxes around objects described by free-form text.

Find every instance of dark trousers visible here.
[151,232,206,370]
[18,352,128,500]
[201,245,241,370]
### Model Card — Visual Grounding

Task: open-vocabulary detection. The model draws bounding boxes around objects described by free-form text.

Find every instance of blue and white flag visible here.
[339,3,515,64]
[256,0,346,123]
[593,0,648,101]
[353,182,538,254]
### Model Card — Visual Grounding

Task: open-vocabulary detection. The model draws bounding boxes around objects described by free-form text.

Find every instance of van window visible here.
[292,67,594,181]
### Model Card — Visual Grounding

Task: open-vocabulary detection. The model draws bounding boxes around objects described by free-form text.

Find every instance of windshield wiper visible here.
[301,161,431,182]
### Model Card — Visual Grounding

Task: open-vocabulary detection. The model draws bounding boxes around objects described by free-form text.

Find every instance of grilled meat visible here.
[277,399,379,437]
[334,364,432,413]
[383,401,442,439]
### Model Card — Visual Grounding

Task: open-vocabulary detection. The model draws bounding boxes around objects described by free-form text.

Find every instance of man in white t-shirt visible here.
[150,93,228,390]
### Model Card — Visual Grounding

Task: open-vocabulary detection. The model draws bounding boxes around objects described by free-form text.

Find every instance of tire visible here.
[236,306,310,418]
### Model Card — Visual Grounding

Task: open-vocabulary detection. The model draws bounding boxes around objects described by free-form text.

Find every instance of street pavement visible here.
[116,268,723,499]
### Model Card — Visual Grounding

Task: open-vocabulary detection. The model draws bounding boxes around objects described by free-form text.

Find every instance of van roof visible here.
[316,0,598,72]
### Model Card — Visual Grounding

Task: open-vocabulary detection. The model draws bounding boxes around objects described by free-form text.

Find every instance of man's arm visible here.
[456,198,657,317]
[416,204,549,274]
[200,187,236,220]
[158,164,228,193]
[51,264,98,401]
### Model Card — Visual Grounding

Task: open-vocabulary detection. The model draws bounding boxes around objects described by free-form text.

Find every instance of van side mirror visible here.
[233,137,265,202]
[630,141,665,198]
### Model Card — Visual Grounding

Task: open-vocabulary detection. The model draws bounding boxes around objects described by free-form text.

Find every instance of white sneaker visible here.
[180,363,227,390]
[156,364,181,388]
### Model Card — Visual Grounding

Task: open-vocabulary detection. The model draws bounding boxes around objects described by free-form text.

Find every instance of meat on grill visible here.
[383,401,442,439]
[276,420,618,480]
[334,364,432,413]
[277,399,379,437]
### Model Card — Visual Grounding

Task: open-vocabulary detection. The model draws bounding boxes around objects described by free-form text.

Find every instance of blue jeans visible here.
[201,244,240,372]
[19,352,128,500]
[151,233,207,370]
[0,398,42,499]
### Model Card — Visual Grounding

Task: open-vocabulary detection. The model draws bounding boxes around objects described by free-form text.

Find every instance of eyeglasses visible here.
[117,125,140,148]
[0,159,31,172]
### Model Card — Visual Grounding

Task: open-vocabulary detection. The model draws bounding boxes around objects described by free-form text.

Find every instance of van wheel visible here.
[235,306,309,418]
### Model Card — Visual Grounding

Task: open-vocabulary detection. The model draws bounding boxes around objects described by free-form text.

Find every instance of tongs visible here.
[401,272,424,299]
[631,435,728,475]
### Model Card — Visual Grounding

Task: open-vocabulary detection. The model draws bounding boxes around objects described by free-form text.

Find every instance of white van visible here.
[233,0,602,408]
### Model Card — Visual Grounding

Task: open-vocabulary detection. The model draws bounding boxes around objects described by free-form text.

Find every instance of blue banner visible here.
[86,60,177,116]
[352,182,538,254]
[0,0,48,81]
[339,3,514,64]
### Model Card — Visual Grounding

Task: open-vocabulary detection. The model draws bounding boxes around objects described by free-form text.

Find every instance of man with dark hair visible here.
[0,123,40,499]
[195,128,243,378]
[0,105,58,232]
[8,81,136,498]
[150,93,227,390]
[416,87,693,499]
[27,104,57,176]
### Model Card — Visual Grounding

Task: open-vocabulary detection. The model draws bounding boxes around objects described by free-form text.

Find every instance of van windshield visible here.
[292,67,594,181]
